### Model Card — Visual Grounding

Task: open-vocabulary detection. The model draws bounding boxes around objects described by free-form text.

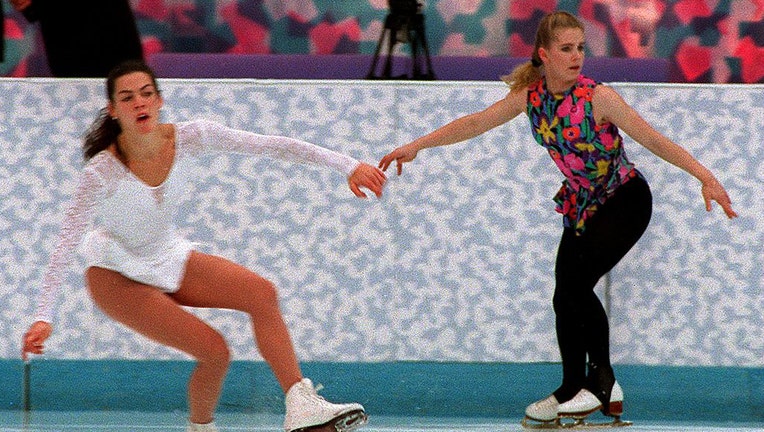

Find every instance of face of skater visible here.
[107,71,164,137]
[538,27,585,94]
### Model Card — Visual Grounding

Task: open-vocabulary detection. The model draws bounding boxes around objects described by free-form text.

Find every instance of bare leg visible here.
[86,267,231,424]
[170,251,303,393]
[87,252,303,423]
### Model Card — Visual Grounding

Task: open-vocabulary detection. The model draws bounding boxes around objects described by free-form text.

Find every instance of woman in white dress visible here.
[21,60,385,432]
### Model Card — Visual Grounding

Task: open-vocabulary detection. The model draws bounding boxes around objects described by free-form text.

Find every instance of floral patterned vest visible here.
[527,75,643,233]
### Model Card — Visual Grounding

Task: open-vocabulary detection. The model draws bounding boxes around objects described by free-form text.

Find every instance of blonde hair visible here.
[501,11,585,92]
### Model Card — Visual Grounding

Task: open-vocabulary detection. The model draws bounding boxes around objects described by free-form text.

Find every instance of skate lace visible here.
[302,382,332,407]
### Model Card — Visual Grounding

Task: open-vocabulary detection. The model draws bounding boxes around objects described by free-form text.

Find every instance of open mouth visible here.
[136,114,150,123]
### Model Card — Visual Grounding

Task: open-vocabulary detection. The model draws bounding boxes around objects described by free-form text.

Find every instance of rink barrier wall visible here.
[0,360,762,423]
[1,78,762,367]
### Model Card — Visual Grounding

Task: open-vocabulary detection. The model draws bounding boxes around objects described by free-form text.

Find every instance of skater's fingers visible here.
[21,321,52,359]
[21,338,45,359]
[379,146,417,176]
[348,163,387,199]
[348,180,368,198]
[357,172,385,198]
[378,152,401,172]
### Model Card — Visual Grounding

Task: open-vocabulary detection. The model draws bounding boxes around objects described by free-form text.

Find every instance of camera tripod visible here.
[367,6,435,80]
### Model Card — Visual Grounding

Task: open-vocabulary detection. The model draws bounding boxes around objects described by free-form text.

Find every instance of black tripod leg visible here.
[414,14,435,79]
[367,28,388,78]
[410,32,421,78]
[382,30,397,78]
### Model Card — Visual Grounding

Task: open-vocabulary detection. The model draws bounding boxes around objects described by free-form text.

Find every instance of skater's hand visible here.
[22,321,52,361]
[379,144,419,176]
[348,163,387,198]
[701,178,737,219]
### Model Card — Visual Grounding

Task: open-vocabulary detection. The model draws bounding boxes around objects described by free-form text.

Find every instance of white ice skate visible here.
[522,382,632,429]
[187,422,219,432]
[521,394,560,429]
[284,378,368,432]
[556,381,632,428]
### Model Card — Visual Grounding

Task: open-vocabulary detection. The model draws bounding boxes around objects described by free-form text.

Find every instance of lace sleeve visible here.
[177,120,361,176]
[34,165,105,323]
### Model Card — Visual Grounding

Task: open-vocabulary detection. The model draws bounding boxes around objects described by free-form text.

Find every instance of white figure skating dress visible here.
[34,119,360,323]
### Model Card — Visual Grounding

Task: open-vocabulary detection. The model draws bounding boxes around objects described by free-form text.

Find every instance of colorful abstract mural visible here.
[1,0,763,82]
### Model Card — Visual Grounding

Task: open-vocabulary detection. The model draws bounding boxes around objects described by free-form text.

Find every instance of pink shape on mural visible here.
[142,36,164,58]
[135,0,170,21]
[4,18,24,39]
[510,33,534,57]
[510,0,557,19]
[734,37,764,83]
[309,19,361,54]
[220,2,270,53]
[673,0,713,25]
[675,41,711,81]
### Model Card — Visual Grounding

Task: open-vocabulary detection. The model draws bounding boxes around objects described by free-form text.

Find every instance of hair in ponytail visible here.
[82,60,160,161]
[501,11,585,92]
[83,109,122,160]
[501,61,543,93]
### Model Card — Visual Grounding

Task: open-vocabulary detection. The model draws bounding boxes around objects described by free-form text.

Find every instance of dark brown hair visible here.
[501,11,585,92]
[82,60,160,160]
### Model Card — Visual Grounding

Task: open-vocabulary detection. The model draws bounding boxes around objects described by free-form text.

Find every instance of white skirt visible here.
[79,228,195,293]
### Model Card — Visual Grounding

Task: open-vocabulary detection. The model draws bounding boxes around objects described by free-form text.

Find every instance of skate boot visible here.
[187,421,219,432]
[557,381,631,427]
[521,394,561,428]
[284,378,368,432]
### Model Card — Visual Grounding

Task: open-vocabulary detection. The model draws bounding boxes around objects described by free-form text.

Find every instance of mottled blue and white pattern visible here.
[0,78,761,366]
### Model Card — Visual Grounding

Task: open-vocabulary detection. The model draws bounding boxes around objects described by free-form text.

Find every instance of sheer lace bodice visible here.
[34,120,360,322]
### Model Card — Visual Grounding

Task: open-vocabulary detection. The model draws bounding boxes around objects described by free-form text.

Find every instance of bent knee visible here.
[196,330,231,367]
[245,274,281,311]
[259,277,280,304]
[553,291,581,315]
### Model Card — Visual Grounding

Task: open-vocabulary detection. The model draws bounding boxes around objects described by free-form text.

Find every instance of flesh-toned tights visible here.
[86,251,302,424]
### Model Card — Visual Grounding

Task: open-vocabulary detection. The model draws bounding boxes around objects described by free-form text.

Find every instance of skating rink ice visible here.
[2,360,761,432]
[0,411,763,432]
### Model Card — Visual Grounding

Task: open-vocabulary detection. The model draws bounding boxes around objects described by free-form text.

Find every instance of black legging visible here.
[552,176,652,405]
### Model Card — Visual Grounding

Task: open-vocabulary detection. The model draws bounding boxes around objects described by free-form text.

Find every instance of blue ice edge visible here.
[0,360,761,423]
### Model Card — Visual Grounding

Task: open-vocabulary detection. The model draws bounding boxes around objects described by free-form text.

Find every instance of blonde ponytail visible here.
[501,61,543,92]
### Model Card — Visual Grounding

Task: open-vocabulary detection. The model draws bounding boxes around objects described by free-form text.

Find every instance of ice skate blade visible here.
[289,409,368,432]
[522,416,560,429]
[522,416,632,429]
